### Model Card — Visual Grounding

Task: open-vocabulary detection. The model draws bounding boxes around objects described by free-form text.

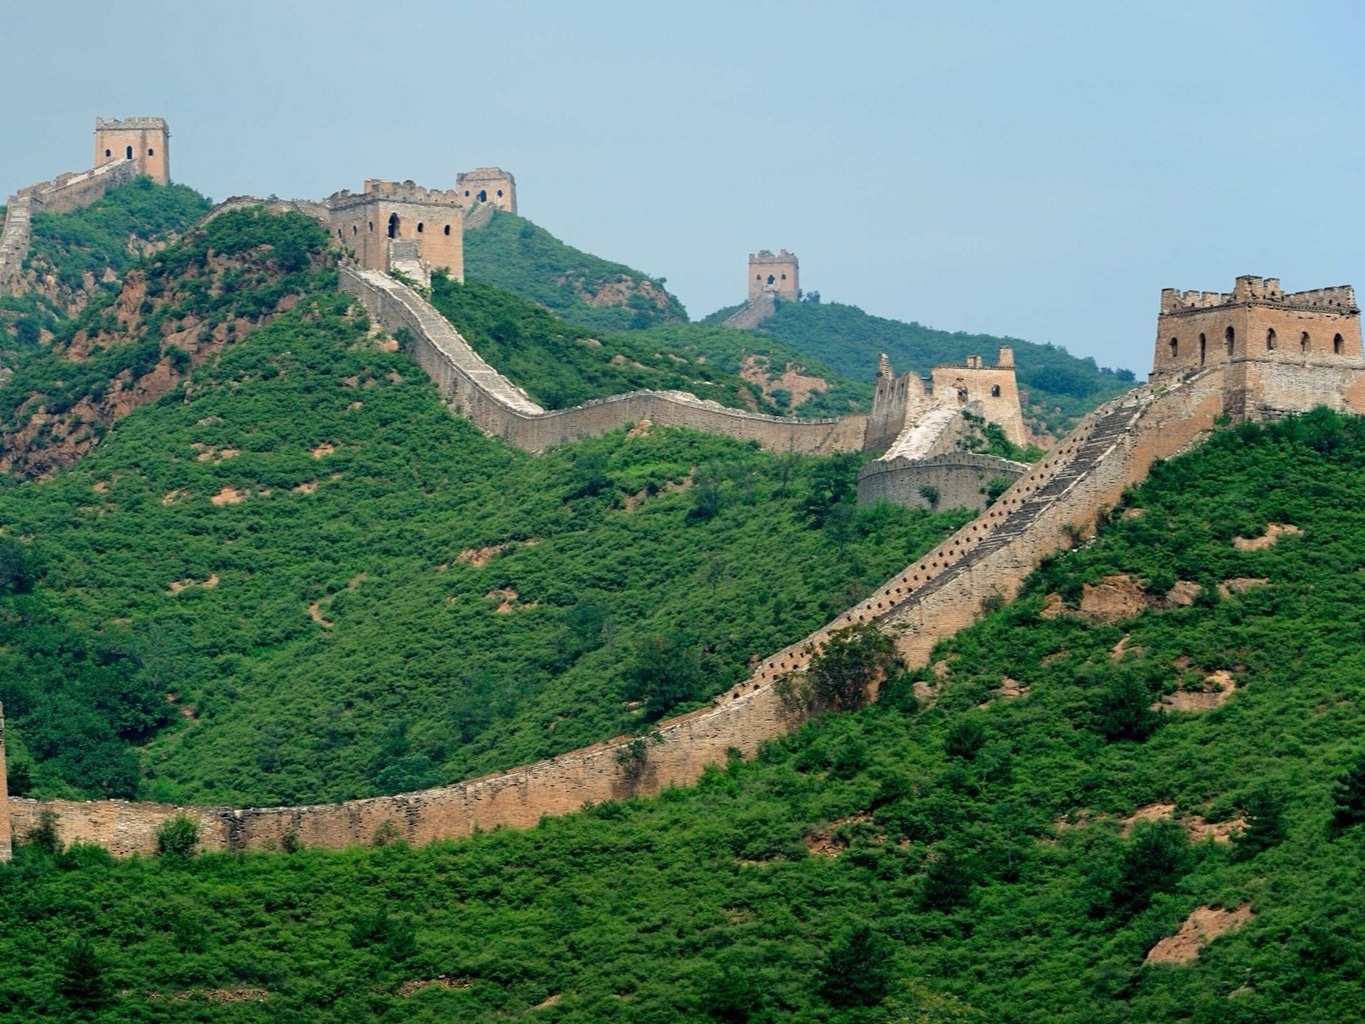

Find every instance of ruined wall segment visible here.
[456,167,517,213]
[748,249,799,301]
[929,347,1028,448]
[0,702,10,862]
[94,116,169,184]
[857,451,1029,511]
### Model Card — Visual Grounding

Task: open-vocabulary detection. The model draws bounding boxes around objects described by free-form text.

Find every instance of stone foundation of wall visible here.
[857,452,1029,511]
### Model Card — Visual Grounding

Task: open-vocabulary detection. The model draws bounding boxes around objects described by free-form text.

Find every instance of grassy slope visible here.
[736,298,1134,436]
[4,411,1365,1021]
[0,218,965,806]
[462,210,688,331]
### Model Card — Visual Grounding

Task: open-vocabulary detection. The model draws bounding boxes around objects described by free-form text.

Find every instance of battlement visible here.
[1161,275,1358,314]
[321,179,464,281]
[364,179,464,206]
[94,116,168,132]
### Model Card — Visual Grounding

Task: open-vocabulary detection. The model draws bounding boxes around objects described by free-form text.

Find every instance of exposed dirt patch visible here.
[1078,575,1148,623]
[311,443,335,458]
[397,976,473,997]
[1219,577,1268,597]
[533,993,562,1009]
[210,486,247,506]
[1122,507,1145,520]
[1110,635,1144,663]
[308,602,334,629]
[148,988,270,1003]
[375,337,398,353]
[1040,593,1066,619]
[458,545,504,568]
[1157,670,1238,712]
[292,480,318,494]
[1119,802,1245,843]
[1233,523,1301,550]
[1165,580,1201,607]
[91,480,108,494]
[805,812,876,858]
[167,573,219,595]
[486,587,535,614]
[193,444,241,463]
[1145,904,1254,965]
[627,418,653,439]
[739,354,830,407]
[576,337,602,348]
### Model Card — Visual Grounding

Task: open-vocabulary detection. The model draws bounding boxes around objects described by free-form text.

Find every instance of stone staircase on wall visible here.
[462,202,496,231]
[721,291,778,330]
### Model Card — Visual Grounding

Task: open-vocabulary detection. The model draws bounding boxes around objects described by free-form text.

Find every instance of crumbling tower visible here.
[456,167,517,213]
[748,249,800,301]
[94,117,170,184]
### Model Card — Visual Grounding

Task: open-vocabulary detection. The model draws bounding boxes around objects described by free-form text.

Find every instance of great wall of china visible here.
[2,121,1363,860]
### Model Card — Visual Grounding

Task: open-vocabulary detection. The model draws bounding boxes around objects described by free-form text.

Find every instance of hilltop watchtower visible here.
[324,179,465,283]
[456,167,517,213]
[94,117,170,184]
[749,250,799,301]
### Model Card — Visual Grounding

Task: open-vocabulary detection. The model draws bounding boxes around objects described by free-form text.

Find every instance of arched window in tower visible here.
[496,189,504,198]
[443,224,451,236]
[1301,332,1310,353]
[1199,335,1206,366]
[1169,337,1178,359]
[990,384,1001,397]
[767,274,775,286]
[387,214,400,239]
[104,148,112,158]
[1224,326,1235,354]
[478,190,487,203]
[1266,328,1276,351]
[125,145,133,159]
[416,222,424,234]
[1335,333,1344,355]
[148,148,154,157]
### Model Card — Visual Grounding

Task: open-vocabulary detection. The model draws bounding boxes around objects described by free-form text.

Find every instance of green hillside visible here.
[430,274,870,416]
[0,178,210,356]
[0,208,966,806]
[462,210,688,331]
[720,297,1135,437]
[5,410,1365,1022]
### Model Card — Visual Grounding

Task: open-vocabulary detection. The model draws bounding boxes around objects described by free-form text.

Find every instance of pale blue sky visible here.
[3,1,1362,374]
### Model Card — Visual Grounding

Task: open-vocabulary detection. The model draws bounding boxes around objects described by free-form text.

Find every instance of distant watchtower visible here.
[94,117,170,184]
[749,249,799,301]
[456,167,517,213]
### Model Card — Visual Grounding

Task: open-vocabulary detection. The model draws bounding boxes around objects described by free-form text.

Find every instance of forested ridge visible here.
[6,411,1365,1022]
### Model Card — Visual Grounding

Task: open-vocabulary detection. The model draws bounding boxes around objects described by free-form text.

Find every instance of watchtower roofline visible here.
[1160,275,1358,315]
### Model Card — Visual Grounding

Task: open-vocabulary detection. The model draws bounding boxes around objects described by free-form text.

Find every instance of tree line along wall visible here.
[4,367,1242,858]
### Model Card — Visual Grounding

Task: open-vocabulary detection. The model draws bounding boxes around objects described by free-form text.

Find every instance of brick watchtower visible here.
[94,117,170,184]
[456,167,517,213]
[749,250,799,301]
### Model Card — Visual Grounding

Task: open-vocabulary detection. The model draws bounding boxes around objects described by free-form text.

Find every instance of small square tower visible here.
[456,167,517,213]
[749,249,799,301]
[94,117,170,184]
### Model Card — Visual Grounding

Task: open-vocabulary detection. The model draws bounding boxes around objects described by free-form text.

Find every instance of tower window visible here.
[443,224,451,236]
[990,384,1001,397]
[387,213,400,239]
[126,145,133,159]
[1169,337,1178,359]
[417,222,424,233]
[148,148,154,156]
[1301,332,1310,353]
[496,189,504,197]
[478,189,488,203]
[767,274,775,285]
[1335,333,1344,355]
[104,148,112,158]
[1266,328,1276,350]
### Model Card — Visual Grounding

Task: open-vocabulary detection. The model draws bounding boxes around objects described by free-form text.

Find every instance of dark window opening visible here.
[496,189,503,197]
[417,222,424,233]
[1266,328,1276,350]
[780,273,787,280]
[444,224,451,236]
[1301,332,1310,353]
[1169,337,1178,359]
[368,221,373,232]
[1199,335,1206,366]
[387,214,400,239]
[125,145,133,159]
[1335,333,1344,355]
[990,384,1001,397]
[352,224,358,235]
[464,190,470,197]
[478,189,487,203]
[148,148,154,156]
[104,148,112,158]
[1225,326,1235,354]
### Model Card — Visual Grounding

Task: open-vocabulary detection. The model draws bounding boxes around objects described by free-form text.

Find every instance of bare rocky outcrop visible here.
[1146,904,1254,965]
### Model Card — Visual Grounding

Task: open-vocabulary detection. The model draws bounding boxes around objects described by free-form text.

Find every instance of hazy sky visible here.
[3,1,1362,374]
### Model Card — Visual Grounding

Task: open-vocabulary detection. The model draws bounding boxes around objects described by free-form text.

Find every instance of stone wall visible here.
[0,197,33,295]
[857,452,1029,511]
[340,267,867,455]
